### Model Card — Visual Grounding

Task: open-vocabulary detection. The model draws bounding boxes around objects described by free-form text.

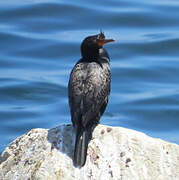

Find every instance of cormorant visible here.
[68,32,114,167]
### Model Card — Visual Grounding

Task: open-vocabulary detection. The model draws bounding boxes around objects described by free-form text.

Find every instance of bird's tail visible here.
[73,125,92,167]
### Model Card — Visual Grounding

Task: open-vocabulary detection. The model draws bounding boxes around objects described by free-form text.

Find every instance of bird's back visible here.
[68,56,111,128]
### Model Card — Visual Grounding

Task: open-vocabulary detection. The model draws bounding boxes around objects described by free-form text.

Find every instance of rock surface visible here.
[0,124,179,180]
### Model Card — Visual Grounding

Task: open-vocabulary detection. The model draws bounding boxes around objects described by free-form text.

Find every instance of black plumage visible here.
[68,32,114,167]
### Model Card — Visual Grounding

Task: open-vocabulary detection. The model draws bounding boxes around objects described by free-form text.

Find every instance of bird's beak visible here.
[97,38,115,47]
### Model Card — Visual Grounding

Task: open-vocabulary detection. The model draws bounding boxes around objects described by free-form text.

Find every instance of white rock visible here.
[0,124,179,180]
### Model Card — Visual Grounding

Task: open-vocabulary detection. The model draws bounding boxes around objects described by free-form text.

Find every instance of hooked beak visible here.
[97,38,115,47]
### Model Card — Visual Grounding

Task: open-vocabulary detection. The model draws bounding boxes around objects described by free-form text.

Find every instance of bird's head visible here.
[81,32,114,60]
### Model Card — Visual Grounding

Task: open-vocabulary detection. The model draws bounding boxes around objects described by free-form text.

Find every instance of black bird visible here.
[68,32,114,167]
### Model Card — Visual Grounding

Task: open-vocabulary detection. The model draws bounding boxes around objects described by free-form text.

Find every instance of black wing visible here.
[68,60,111,128]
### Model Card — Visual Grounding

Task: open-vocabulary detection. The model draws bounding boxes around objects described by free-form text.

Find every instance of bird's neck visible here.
[81,48,109,63]
[81,48,99,61]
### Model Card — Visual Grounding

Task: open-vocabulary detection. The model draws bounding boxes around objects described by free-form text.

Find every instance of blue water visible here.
[0,0,179,154]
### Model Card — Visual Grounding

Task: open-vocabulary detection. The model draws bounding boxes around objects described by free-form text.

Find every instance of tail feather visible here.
[74,126,92,167]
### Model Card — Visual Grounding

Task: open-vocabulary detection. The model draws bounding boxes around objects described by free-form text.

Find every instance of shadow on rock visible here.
[47,124,75,160]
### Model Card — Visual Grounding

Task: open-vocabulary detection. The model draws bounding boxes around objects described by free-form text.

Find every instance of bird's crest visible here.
[98,29,105,40]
